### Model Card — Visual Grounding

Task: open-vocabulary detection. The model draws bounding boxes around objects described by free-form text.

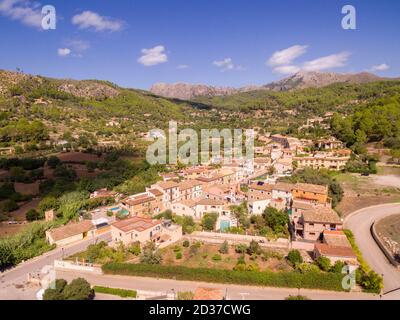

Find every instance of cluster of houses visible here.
[45,132,356,268]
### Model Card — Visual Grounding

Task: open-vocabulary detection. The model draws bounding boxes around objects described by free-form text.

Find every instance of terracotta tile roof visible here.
[292,200,315,211]
[249,183,273,192]
[315,243,356,258]
[122,194,155,206]
[112,216,161,233]
[175,199,197,207]
[178,180,202,190]
[194,287,223,300]
[148,189,163,197]
[48,220,94,242]
[273,182,294,193]
[303,207,342,224]
[196,198,225,206]
[294,183,328,195]
[157,181,179,189]
[323,230,351,248]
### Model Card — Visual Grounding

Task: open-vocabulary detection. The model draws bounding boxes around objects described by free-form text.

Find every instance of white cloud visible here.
[58,48,71,57]
[65,39,90,53]
[177,64,189,69]
[138,45,168,66]
[302,52,350,71]
[0,0,43,28]
[370,63,389,72]
[72,10,123,32]
[267,45,308,67]
[213,58,244,71]
[272,65,301,75]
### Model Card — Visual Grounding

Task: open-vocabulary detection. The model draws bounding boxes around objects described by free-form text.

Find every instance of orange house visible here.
[292,183,329,204]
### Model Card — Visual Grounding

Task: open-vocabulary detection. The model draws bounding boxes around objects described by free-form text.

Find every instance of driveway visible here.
[344,203,400,298]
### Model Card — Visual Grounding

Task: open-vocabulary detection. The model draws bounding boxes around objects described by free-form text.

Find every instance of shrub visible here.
[26,209,43,222]
[128,242,141,256]
[140,242,162,265]
[330,261,345,273]
[296,263,320,274]
[93,286,137,298]
[235,244,247,254]
[102,263,346,291]
[202,212,218,231]
[212,254,222,262]
[285,295,311,300]
[176,252,183,260]
[183,240,190,248]
[2,199,18,213]
[247,240,261,255]
[287,250,303,267]
[177,291,194,300]
[44,278,94,300]
[106,211,114,217]
[219,241,229,254]
[315,256,331,272]
[246,263,260,272]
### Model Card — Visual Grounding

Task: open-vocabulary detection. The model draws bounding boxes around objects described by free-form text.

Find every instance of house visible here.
[151,180,180,208]
[90,188,117,200]
[293,153,350,171]
[194,198,227,219]
[247,196,271,215]
[121,191,162,217]
[178,180,203,200]
[111,216,182,248]
[247,182,273,201]
[274,158,293,175]
[292,183,329,204]
[314,243,358,266]
[299,207,343,241]
[316,137,344,150]
[46,220,95,246]
[160,172,179,182]
[271,182,293,207]
[202,184,238,203]
[171,199,197,219]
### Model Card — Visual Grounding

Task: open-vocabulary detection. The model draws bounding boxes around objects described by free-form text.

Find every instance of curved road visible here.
[344,203,400,298]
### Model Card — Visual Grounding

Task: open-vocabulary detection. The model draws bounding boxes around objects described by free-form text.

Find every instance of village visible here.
[44,131,358,283]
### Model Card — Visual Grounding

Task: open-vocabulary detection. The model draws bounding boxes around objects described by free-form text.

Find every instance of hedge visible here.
[102,263,346,292]
[93,286,137,298]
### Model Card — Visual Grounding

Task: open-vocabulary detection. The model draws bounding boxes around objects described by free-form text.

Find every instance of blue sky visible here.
[0,0,399,89]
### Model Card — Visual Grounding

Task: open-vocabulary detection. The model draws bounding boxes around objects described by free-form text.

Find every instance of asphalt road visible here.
[344,203,400,298]
[2,203,400,300]
[56,270,377,300]
[0,232,111,300]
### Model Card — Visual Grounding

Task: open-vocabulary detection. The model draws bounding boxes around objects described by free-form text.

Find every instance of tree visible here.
[26,209,43,222]
[315,256,331,271]
[201,212,218,231]
[287,250,303,267]
[62,278,94,300]
[140,241,162,264]
[263,207,289,233]
[2,199,18,213]
[47,156,61,169]
[43,279,67,300]
[219,241,229,254]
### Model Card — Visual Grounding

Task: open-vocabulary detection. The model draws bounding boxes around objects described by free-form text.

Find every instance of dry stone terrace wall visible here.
[185,231,289,249]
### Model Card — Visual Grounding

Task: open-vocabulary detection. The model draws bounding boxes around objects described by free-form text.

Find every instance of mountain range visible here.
[150,71,389,100]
